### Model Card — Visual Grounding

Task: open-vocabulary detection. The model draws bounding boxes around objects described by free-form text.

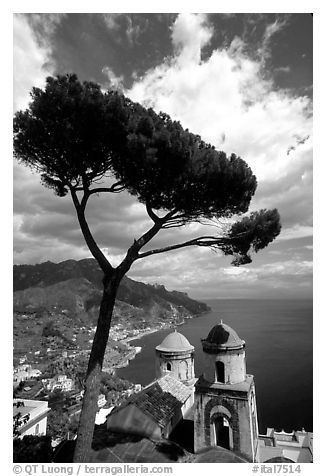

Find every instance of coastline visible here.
[121,322,171,344]
[116,310,210,370]
[114,323,172,370]
[122,308,211,345]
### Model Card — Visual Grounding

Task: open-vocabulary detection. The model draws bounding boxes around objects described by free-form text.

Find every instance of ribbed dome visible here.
[203,321,245,350]
[156,330,194,352]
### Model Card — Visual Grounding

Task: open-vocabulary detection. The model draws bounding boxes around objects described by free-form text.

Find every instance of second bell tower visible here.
[194,321,259,462]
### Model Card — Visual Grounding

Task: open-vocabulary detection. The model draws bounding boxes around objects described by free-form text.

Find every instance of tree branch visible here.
[118,205,184,271]
[145,202,160,223]
[88,182,125,196]
[136,235,226,259]
[162,208,179,221]
[72,182,125,210]
[160,211,201,228]
[116,220,165,276]
[70,188,113,274]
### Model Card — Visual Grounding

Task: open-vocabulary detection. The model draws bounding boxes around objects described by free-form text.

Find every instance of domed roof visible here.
[156,330,194,352]
[194,446,249,463]
[202,321,245,351]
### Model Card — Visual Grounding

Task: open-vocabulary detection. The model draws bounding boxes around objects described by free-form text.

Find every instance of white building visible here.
[98,394,107,408]
[44,374,74,392]
[13,399,50,437]
[13,366,42,384]
[258,428,313,463]
[95,407,114,425]
[14,364,31,374]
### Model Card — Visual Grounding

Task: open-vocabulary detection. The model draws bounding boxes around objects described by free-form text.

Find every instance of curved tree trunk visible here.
[73,272,121,462]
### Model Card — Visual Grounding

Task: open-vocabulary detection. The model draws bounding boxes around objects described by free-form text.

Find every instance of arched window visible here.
[213,416,230,449]
[167,362,171,371]
[35,423,39,435]
[216,361,225,383]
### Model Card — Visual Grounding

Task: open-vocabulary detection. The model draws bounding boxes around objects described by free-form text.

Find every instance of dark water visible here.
[117,299,313,434]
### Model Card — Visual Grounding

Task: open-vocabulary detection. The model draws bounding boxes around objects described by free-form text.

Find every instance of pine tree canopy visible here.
[13,73,281,265]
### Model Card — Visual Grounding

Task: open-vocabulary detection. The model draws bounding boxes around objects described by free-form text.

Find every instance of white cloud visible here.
[13,14,56,111]
[127,13,312,242]
[275,66,291,74]
[222,267,250,276]
[102,14,121,31]
[13,14,55,112]
[128,14,311,179]
[125,16,146,45]
[276,225,313,241]
[25,13,66,40]
[13,14,66,112]
[171,13,213,66]
[129,246,312,299]
[258,16,289,62]
[102,66,124,89]
[102,14,148,46]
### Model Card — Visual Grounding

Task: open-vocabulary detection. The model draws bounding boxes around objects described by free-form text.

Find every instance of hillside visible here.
[13,259,210,367]
[13,258,210,317]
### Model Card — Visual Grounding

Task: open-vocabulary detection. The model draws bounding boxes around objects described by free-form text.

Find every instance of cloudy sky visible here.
[13,12,313,300]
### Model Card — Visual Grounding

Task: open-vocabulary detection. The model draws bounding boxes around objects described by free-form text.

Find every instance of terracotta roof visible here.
[156,330,194,352]
[110,375,192,429]
[203,321,245,350]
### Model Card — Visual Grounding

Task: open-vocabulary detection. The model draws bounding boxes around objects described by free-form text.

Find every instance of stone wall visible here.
[202,348,246,384]
[155,349,195,384]
[194,378,257,462]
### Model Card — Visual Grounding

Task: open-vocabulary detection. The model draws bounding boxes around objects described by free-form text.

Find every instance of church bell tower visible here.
[155,330,195,386]
[194,321,259,462]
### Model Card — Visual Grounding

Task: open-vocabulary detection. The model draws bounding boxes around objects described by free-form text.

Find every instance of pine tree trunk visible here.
[73,273,120,462]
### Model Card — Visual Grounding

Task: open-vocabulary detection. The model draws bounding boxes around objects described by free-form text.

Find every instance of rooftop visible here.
[156,330,194,353]
[202,320,245,351]
[54,431,250,463]
[13,399,48,418]
[109,374,192,429]
[194,446,249,463]
[195,374,253,394]
[13,405,34,418]
[89,428,189,463]
[13,399,50,434]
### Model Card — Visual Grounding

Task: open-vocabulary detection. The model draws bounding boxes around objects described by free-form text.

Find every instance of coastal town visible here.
[13,320,144,444]
[13,318,313,463]
[13,269,202,458]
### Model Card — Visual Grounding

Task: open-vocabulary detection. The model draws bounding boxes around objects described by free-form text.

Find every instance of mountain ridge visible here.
[13,258,210,320]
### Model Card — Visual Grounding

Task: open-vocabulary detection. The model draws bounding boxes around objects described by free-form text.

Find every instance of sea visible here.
[117,299,313,434]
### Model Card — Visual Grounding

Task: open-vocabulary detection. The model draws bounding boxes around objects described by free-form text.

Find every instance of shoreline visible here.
[115,311,209,371]
[113,324,170,372]
[121,309,209,345]
[121,322,171,344]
